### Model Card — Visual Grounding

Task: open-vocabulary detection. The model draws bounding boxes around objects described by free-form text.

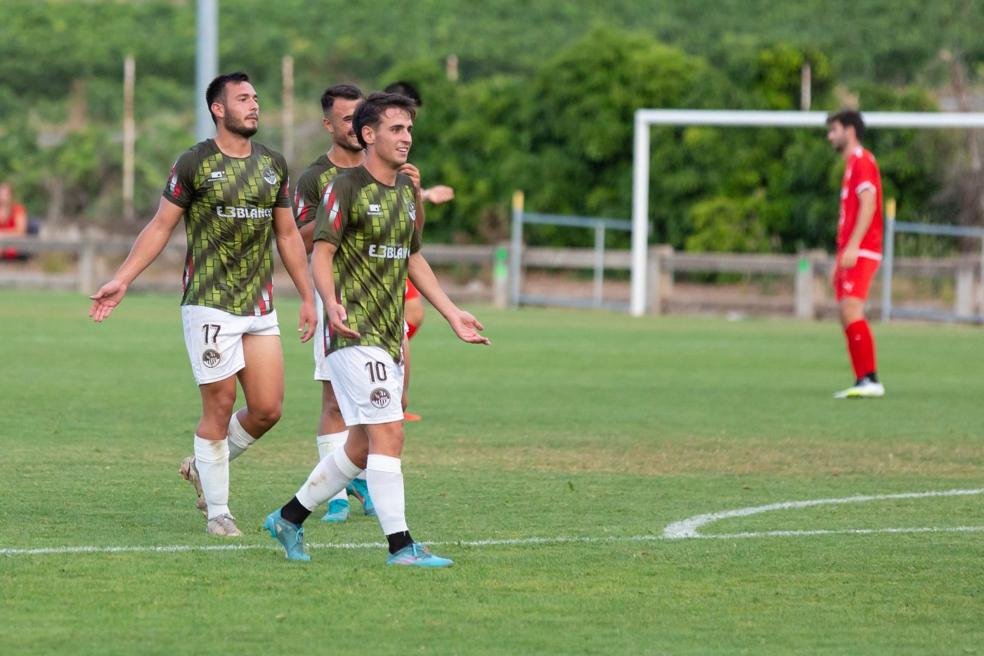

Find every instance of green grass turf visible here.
[1,289,983,655]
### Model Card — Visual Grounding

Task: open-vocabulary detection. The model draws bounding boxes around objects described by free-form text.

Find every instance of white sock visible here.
[295,447,361,511]
[194,435,230,519]
[356,470,367,481]
[227,411,256,462]
[366,454,408,535]
[315,431,350,503]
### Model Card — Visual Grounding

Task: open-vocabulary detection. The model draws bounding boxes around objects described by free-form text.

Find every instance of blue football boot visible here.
[263,509,310,561]
[321,498,350,523]
[386,543,454,568]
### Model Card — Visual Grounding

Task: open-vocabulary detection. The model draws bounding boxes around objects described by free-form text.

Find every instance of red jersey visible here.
[837,146,883,260]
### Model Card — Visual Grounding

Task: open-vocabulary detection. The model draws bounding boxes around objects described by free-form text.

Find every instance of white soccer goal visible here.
[630,110,984,316]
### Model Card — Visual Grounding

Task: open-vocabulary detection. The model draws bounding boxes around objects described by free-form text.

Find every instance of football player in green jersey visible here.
[89,72,318,537]
[266,92,488,566]
[292,84,373,522]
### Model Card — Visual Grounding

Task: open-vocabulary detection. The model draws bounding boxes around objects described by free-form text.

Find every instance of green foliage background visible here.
[1,0,982,251]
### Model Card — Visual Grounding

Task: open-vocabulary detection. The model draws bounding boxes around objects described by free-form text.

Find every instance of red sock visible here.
[406,322,418,340]
[844,319,876,379]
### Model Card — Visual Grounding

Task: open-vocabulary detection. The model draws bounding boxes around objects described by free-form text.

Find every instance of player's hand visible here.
[399,163,421,191]
[327,303,360,339]
[88,279,128,323]
[448,309,490,345]
[297,299,317,343]
[423,185,455,205]
[840,246,859,269]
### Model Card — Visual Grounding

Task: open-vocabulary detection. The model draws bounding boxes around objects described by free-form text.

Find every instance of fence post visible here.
[508,191,524,307]
[794,250,814,319]
[78,229,95,294]
[881,198,896,322]
[493,241,509,309]
[956,258,974,318]
[647,245,673,314]
[593,222,605,307]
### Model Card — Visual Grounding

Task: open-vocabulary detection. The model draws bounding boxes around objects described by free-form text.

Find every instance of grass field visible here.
[1,288,983,655]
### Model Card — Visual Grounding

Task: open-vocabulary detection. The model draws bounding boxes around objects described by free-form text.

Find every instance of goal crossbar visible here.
[630,109,984,316]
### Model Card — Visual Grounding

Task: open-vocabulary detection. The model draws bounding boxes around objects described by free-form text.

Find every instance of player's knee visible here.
[251,401,282,428]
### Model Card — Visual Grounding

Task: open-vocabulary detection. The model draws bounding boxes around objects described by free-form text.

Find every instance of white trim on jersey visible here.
[857,249,882,261]
[855,181,876,196]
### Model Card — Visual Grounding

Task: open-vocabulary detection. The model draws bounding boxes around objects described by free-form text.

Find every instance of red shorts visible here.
[405,278,420,301]
[833,255,880,301]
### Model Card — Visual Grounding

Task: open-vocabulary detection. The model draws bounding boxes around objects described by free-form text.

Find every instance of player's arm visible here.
[407,252,489,346]
[311,240,359,339]
[272,205,317,342]
[422,185,454,205]
[88,197,184,322]
[840,189,876,268]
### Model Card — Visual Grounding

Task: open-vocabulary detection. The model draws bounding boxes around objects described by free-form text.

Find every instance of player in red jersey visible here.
[826,109,885,399]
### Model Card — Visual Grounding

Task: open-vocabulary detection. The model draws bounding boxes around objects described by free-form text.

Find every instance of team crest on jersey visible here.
[262,167,278,185]
[408,200,416,223]
[202,349,221,368]
[369,388,391,409]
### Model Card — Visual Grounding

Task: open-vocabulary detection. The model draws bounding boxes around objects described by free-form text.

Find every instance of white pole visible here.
[122,55,136,223]
[630,111,650,317]
[195,0,218,142]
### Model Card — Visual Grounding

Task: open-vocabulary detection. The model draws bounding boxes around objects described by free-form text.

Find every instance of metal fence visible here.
[509,191,632,310]
[882,216,984,324]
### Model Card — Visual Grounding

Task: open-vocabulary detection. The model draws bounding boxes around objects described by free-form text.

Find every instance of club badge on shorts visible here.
[370,388,391,409]
[202,349,221,368]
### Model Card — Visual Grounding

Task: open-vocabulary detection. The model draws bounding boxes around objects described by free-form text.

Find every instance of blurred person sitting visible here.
[0,182,30,260]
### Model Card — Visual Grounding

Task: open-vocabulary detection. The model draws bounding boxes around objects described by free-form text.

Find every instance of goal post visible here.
[630,109,984,317]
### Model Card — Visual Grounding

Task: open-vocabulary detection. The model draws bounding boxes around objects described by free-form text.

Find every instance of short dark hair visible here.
[827,109,865,142]
[383,81,422,107]
[320,84,364,116]
[206,72,251,124]
[354,92,417,148]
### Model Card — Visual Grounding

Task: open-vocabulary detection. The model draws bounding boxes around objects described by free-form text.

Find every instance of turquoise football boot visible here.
[321,498,350,523]
[346,478,376,517]
[386,543,454,568]
[263,509,310,562]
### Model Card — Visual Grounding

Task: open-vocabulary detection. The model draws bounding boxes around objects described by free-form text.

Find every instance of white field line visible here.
[3,488,983,557]
[4,526,984,557]
[662,488,984,539]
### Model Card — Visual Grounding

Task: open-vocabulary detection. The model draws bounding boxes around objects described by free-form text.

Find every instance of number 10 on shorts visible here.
[365,360,387,383]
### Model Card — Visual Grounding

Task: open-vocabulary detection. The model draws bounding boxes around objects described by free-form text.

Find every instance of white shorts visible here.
[313,293,331,381]
[326,345,404,425]
[181,305,280,385]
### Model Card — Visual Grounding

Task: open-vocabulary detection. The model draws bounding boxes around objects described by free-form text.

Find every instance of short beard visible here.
[225,118,257,138]
[335,138,363,154]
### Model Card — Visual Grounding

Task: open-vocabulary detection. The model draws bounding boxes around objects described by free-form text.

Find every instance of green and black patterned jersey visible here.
[292,154,355,230]
[162,138,291,316]
[313,166,420,361]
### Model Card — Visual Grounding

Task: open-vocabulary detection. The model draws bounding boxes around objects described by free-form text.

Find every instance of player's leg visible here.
[194,376,242,535]
[403,280,423,422]
[264,425,369,561]
[363,419,451,567]
[178,306,248,534]
[317,381,354,522]
[834,259,883,399]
